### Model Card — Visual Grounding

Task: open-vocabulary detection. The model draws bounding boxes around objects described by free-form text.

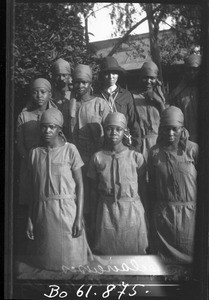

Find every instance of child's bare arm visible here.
[72,167,84,237]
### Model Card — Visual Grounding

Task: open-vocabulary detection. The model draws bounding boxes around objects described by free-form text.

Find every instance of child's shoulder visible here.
[185,140,199,159]
[125,148,145,163]
[90,150,112,163]
[128,148,144,157]
[93,96,110,108]
[64,142,81,154]
[186,140,198,151]
[17,107,31,119]
[65,141,76,148]
[29,145,44,160]
[93,149,107,158]
[30,145,40,153]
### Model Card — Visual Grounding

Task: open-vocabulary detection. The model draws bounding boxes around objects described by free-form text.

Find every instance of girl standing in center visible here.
[87,112,148,255]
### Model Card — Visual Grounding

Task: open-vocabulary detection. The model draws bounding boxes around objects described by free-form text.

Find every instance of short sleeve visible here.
[186,141,199,167]
[134,151,146,178]
[28,147,40,172]
[134,151,145,168]
[68,143,84,171]
[87,153,98,180]
[16,112,25,133]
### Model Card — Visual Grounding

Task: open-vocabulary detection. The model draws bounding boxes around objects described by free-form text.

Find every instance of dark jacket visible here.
[98,85,142,151]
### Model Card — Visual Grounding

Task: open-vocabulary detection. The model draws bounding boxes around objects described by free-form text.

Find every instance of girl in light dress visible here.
[26,108,88,270]
[88,112,148,255]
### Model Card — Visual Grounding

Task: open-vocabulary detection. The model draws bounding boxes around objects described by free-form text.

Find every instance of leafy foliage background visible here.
[13,2,202,112]
[13,2,100,110]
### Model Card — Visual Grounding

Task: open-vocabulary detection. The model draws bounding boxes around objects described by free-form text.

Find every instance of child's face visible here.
[141,76,157,91]
[105,125,124,145]
[54,73,72,90]
[31,87,51,107]
[73,80,91,97]
[160,125,182,145]
[40,123,60,143]
[185,66,200,82]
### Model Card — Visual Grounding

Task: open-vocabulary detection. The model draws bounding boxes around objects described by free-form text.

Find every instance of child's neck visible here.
[44,136,65,149]
[34,102,48,112]
[77,92,93,102]
[162,142,179,152]
[107,142,126,154]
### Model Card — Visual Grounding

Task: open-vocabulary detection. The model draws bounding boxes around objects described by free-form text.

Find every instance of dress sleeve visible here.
[16,112,24,132]
[187,141,199,167]
[87,154,98,180]
[68,144,84,171]
[135,152,146,177]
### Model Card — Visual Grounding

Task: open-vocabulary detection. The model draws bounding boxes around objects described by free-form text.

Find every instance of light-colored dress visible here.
[52,89,72,141]
[147,140,198,263]
[72,96,110,159]
[71,96,111,213]
[28,142,88,271]
[88,147,148,255]
[16,101,56,205]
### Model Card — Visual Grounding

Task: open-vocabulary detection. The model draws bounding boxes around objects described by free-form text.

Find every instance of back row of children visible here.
[16,55,200,271]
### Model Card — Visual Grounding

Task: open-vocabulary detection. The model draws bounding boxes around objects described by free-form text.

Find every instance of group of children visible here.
[16,56,199,271]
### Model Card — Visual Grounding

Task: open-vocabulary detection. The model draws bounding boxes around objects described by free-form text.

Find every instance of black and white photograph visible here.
[5,1,209,299]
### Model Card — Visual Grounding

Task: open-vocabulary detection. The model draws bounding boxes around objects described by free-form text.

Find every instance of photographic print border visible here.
[5,0,209,299]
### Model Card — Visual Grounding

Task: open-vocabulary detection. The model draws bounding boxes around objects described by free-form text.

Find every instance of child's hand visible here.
[72,217,83,238]
[26,218,34,240]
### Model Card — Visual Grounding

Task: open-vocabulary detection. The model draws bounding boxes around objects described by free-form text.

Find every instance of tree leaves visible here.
[107,3,201,64]
[14,2,99,106]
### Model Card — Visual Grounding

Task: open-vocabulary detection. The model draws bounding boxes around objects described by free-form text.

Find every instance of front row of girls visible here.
[26,106,198,271]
